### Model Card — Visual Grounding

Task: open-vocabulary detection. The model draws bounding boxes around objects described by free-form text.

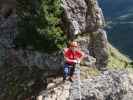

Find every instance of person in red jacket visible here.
[63,41,86,82]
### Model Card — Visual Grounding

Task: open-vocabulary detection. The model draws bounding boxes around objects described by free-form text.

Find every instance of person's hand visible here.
[73,60,78,63]
[84,54,88,58]
[73,59,81,64]
[77,59,81,64]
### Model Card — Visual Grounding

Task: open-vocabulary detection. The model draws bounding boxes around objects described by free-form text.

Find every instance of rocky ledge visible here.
[38,70,133,100]
[80,70,133,100]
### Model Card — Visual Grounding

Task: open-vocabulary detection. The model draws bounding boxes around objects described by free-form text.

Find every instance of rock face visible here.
[0,13,64,71]
[91,29,108,69]
[37,70,133,100]
[0,0,113,99]
[0,0,108,75]
[0,2,65,99]
[62,0,105,36]
[62,0,108,69]
[37,79,71,100]
[79,70,133,100]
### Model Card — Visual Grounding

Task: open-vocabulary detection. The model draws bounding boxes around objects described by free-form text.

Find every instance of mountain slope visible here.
[0,0,133,100]
[98,0,133,59]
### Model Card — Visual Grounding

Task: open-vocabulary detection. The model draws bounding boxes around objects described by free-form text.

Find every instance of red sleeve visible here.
[64,48,69,57]
[76,51,82,58]
[76,50,84,58]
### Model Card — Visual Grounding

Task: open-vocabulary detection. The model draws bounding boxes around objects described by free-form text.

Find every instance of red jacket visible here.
[64,48,85,64]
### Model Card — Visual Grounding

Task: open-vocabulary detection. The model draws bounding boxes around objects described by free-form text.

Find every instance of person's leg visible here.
[70,66,75,77]
[69,65,75,82]
[63,63,69,80]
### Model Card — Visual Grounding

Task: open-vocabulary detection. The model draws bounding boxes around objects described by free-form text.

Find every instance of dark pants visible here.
[63,63,75,80]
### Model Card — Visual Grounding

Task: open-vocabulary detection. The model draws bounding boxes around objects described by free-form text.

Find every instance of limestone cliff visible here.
[38,70,133,100]
[61,0,108,70]
[0,0,108,70]
[0,0,132,100]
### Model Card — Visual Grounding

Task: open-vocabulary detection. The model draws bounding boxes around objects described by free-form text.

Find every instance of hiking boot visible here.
[69,77,73,82]
[63,76,70,82]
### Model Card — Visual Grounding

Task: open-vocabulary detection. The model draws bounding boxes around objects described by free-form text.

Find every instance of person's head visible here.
[69,41,79,51]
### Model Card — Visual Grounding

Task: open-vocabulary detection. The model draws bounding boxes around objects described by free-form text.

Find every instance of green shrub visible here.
[16,0,66,53]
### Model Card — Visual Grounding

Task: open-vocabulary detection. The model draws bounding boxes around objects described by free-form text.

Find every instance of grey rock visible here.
[37,78,71,100]
[38,70,133,100]
[61,0,105,37]
[0,14,64,71]
[0,0,127,100]
[4,48,64,71]
[79,70,133,100]
[0,0,108,71]
[92,29,108,69]
[62,0,108,69]
[0,14,17,48]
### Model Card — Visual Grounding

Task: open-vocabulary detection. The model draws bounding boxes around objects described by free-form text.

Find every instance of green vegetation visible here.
[5,0,67,98]
[16,0,66,53]
[107,43,132,69]
[3,0,133,99]
[80,66,100,79]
